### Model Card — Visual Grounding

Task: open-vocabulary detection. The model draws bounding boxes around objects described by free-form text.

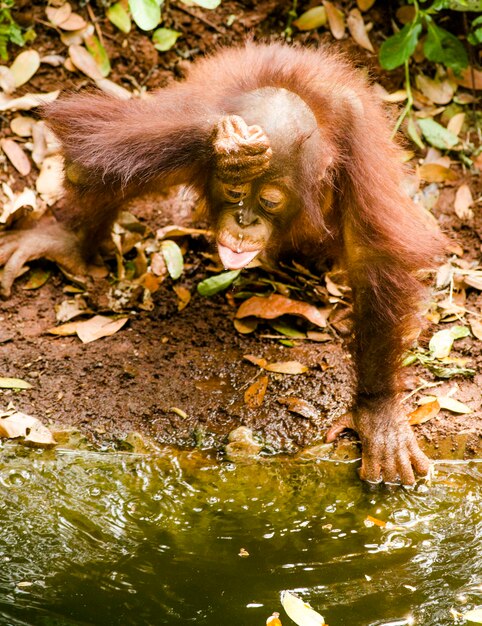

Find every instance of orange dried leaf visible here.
[408,399,441,425]
[357,0,375,9]
[266,613,283,626]
[244,375,269,408]
[265,361,308,375]
[418,163,457,183]
[366,515,387,528]
[236,293,328,328]
[233,317,258,334]
[173,285,191,311]
[243,354,268,369]
[278,397,318,419]
[140,272,161,293]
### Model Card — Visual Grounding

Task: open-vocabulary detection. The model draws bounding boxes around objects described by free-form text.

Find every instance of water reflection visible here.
[0,443,480,625]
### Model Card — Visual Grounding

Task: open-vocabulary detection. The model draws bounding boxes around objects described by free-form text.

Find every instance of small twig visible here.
[402,380,443,402]
[171,3,225,35]
[86,3,105,48]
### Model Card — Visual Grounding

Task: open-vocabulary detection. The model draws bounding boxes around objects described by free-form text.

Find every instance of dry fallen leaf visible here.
[347,9,374,52]
[156,224,212,239]
[233,317,258,334]
[46,3,72,26]
[36,155,64,204]
[243,354,268,368]
[48,315,128,343]
[9,50,41,88]
[95,78,132,100]
[0,139,31,176]
[436,395,472,414]
[357,0,376,9]
[265,361,308,375]
[415,74,455,105]
[69,44,103,80]
[418,163,457,183]
[244,375,269,408]
[10,115,35,137]
[280,591,325,626]
[408,399,441,425]
[173,285,191,311]
[447,112,465,137]
[58,12,87,31]
[278,397,319,420]
[454,184,474,222]
[0,90,60,112]
[0,411,56,446]
[0,377,32,389]
[323,0,346,39]
[0,186,36,226]
[449,66,482,90]
[236,293,329,328]
[470,318,482,340]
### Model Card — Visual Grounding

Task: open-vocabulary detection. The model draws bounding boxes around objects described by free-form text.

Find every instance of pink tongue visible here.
[218,243,260,270]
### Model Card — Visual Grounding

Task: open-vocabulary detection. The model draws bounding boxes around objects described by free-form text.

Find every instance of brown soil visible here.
[1,1,481,461]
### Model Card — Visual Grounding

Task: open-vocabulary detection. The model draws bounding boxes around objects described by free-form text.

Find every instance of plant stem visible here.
[391,59,414,138]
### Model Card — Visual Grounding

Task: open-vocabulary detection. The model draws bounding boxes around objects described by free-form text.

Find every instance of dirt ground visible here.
[0,1,481,461]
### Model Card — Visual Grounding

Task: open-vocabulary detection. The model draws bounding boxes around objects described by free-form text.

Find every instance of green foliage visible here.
[379,22,422,70]
[468,14,482,44]
[418,118,459,149]
[107,2,132,33]
[379,0,479,74]
[197,270,241,297]
[424,18,468,73]
[152,27,181,51]
[128,0,163,31]
[0,0,25,61]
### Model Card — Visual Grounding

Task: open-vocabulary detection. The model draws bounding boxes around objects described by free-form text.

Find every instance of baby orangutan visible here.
[0,42,444,484]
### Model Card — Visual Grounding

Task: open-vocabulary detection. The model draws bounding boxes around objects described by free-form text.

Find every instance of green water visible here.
[0,442,481,626]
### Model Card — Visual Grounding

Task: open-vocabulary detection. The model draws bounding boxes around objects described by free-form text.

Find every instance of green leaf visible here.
[184,0,221,8]
[429,325,470,358]
[197,270,241,297]
[84,34,111,77]
[0,377,32,389]
[128,0,162,31]
[407,116,425,150]
[152,27,181,52]
[107,3,132,33]
[431,0,482,10]
[269,320,306,338]
[379,21,422,70]
[417,118,459,150]
[160,240,183,280]
[424,21,468,73]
